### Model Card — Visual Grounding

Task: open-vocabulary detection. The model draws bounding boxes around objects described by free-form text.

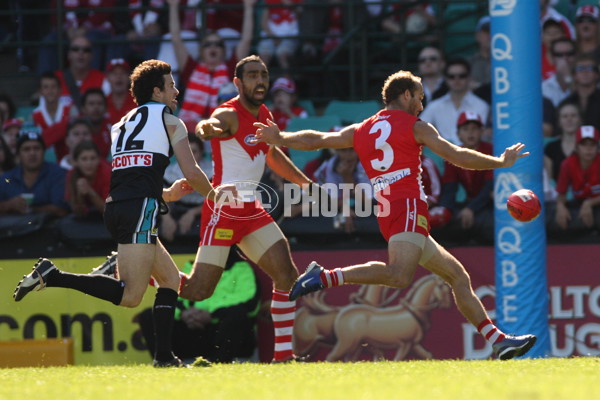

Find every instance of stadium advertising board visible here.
[2,247,598,364]
[0,255,195,365]
[275,245,599,361]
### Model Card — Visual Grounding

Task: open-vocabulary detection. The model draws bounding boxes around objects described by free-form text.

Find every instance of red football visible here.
[507,189,541,222]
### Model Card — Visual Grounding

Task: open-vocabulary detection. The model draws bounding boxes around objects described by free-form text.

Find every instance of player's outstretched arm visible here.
[415,121,529,170]
[266,146,312,186]
[253,119,356,150]
[195,108,235,140]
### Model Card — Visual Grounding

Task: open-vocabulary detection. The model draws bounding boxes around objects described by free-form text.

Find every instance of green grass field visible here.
[0,357,598,400]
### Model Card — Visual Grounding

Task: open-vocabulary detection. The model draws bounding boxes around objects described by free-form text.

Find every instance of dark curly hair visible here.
[130,60,172,106]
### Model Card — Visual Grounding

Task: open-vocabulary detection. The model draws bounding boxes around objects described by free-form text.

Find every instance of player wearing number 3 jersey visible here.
[13,60,230,367]
[253,70,538,360]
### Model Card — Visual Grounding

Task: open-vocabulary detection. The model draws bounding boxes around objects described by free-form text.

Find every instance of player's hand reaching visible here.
[499,143,529,167]
[253,119,283,145]
[195,118,224,140]
[164,178,194,202]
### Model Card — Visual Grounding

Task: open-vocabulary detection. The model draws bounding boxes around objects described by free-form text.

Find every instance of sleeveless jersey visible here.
[353,109,426,203]
[108,102,173,201]
[211,98,271,200]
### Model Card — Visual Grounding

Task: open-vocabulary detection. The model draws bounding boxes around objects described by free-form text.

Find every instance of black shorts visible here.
[104,197,160,244]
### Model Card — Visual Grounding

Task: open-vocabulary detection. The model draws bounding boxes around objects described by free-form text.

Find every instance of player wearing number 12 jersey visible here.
[13,60,228,367]
[254,69,538,360]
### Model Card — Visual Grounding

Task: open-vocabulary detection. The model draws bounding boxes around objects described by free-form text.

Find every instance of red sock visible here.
[271,288,296,361]
[477,318,506,344]
[148,272,187,293]
[320,268,344,288]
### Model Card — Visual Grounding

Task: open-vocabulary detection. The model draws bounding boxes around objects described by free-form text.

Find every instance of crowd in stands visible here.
[2,0,600,248]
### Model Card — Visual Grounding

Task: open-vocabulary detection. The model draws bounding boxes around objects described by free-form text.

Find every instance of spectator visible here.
[156,0,201,77]
[105,59,137,125]
[436,111,494,243]
[574,5,600,62]
[559,55,600,131]
[419,58,489,145]
[205,0,245,59]
[543,96,557,137]
[417,46,447,107]
[37,0,125,74]
[160,134,212,242]
[53,34,109,110]
[297,0,365,62]
[542,18,567,80]
[1,119,23,157]
[138,247,260,363]
[540,0,575,40]
[364,0,436,38]
[303,148,333,182]
[542,38,576,107]
[58,118,94,170]
[314,147,372,233]
[468,16,491,90]
[269,77,308,130]
[166,0,256,131]
[552,126,600,236]
[217,81,239,104]
[44,88,113,162]
[32,72,75,138]
[65,140,111,218]
[0,131,68,218]
[0,93,17,129]
[257,0,301,72]
[126,0,166,63]
[0,134,16,175]
[544,102,582,182]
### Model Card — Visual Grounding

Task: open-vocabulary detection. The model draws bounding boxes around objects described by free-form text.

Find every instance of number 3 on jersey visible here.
[369,119,393,171]
[115,107,148,152]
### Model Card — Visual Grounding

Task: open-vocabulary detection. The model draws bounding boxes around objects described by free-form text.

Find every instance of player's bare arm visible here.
[253,119,356,150]
[162,178,194,203]
[195,108,237,140]
[266,146,312,186]
[415,121,529,169]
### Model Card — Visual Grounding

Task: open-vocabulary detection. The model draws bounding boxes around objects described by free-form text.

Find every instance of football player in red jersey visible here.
[253,70,537,360]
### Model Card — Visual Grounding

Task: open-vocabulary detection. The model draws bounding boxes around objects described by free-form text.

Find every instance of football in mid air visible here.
[506,189,541,222]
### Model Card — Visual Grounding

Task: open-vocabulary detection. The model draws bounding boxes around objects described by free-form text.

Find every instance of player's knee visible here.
[182,286,214,302]
[388,274,413,289]
[120,292,144,308]
[447,268,471,290]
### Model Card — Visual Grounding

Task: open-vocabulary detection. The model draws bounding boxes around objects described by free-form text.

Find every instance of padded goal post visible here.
[491,1,550,357]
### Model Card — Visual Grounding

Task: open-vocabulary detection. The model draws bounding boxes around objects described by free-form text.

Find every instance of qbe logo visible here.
[490,0,516,17]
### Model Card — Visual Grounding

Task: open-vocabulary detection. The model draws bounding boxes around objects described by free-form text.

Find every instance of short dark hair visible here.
[39,71,61,88]
[67,117,93,136]
[0,93,17,119]
[73,139,100,160]
[381,70,422,105]
[130,59,172,106]
[81,88,106,106]
[444,58,471,76]
[235,55,266,79]
[0,134,15,171]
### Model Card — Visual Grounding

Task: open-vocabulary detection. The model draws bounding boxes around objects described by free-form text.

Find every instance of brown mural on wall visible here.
[293,274,452,361]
